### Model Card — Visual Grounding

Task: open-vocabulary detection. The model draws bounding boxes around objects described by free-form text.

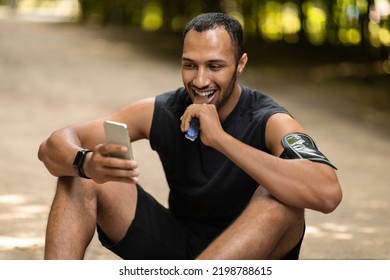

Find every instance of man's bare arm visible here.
[212,113,342,213]
[182,104,342,213]
[38,98,155,181]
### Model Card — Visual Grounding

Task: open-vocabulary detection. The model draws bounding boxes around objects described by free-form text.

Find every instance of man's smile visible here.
[193,89,217,104]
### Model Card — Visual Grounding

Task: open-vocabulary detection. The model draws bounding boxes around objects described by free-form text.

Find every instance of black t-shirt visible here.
[150,86,289,231]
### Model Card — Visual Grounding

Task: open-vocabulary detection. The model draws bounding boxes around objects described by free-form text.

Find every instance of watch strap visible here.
[73,149,92,179]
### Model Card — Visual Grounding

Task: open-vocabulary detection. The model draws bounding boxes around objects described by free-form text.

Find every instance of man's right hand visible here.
[84,143,140,184]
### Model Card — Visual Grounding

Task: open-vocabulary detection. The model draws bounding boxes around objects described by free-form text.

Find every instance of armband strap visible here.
[280,133,337,170]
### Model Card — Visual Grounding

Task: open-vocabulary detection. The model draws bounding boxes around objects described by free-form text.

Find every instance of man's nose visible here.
[193,67,210,88]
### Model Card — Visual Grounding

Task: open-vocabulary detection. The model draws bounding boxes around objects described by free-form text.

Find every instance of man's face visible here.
[181,28,243,112]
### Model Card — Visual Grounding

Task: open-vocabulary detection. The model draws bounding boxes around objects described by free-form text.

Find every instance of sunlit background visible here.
[0,0,389,73]
[0,0,389,46]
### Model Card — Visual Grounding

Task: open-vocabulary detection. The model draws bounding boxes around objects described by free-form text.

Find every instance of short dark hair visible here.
[183,12,244,63]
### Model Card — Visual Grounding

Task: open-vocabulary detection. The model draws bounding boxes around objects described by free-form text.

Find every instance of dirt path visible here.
[0,19,389,260]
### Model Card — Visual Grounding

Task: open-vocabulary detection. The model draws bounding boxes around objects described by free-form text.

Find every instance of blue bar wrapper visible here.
[185,118,200,141]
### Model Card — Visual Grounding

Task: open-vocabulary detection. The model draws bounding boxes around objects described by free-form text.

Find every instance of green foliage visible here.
[76,0,389,60]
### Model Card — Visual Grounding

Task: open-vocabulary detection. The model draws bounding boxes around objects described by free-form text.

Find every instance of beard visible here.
[214,71,238,110]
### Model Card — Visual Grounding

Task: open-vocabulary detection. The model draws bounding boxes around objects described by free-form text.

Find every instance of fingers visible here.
[94,157,139,177]
[180,104,223,147]
[88,144,140,184]
[180,103,216,132]
[98,165,140,184]
[97,143,128,157]
[180,105,195,133]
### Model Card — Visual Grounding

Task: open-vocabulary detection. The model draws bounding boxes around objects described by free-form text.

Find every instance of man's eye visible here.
[183,63,196,69]
[210,64,222,70]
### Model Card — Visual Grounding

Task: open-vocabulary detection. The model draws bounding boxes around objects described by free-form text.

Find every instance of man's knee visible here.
[246,186,305,245]
[55,176,100,209]
[249,187,304,224]
[57,176,74,189]
[57,176,90,190]
[248,187,305,259]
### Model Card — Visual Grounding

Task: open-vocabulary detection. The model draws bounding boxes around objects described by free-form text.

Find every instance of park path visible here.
[0,19,389,259]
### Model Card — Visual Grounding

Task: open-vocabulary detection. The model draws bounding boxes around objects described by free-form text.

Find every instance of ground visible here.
[0,19,389,260]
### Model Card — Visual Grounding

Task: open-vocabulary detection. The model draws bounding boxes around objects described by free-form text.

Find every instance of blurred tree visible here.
[76,0,389,60]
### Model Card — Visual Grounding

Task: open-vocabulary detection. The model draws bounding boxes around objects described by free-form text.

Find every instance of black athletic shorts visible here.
[97,184,305,260]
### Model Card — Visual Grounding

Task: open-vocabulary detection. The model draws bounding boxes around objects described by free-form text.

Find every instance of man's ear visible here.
[237,53,248,75]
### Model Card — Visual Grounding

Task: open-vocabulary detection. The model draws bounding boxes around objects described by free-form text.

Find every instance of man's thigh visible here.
[93,180,138,245]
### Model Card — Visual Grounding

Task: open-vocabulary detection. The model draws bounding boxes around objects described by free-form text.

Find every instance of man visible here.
[38,12,342,260]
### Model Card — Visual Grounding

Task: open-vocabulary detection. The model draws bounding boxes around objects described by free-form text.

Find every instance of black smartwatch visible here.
[73,149,92,179]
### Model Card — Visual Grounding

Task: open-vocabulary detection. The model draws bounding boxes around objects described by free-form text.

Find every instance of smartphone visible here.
[104,120,133,160]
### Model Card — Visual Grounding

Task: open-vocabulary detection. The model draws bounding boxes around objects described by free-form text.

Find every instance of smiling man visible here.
[38,12,342,260]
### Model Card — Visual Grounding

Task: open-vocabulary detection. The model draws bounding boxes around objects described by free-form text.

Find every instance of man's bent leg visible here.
[197,187,304,260]
[44,177,137,259]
